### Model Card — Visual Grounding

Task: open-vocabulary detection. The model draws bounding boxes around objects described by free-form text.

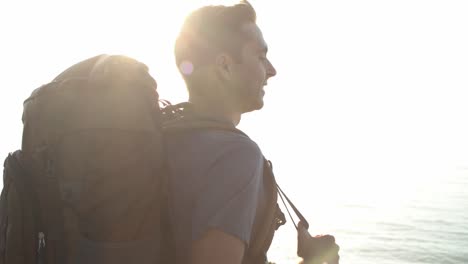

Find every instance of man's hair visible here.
[174,1,257,80]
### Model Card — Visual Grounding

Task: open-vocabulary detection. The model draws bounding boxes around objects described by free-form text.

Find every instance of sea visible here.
[266,171,468,264]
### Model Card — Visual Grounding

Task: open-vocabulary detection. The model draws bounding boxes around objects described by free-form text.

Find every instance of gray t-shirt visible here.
[166,129,265,263]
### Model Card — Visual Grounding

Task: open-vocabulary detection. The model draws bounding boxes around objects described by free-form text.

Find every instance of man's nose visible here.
[267,59,277,78]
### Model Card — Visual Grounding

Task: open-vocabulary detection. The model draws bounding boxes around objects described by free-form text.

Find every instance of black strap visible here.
[276,184,309,230]
[266,160,310,230]
[277,186,297,229]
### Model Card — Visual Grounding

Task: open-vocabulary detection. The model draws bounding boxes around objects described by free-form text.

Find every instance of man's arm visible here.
[189,137,263,264]
[191,229,245,264]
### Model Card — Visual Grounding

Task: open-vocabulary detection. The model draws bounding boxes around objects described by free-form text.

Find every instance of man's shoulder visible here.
[166,128,264,184]
[214,129,261,152]
[168,128,262,157]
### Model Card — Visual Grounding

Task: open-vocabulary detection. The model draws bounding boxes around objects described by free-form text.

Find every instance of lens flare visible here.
[179,60,194,76]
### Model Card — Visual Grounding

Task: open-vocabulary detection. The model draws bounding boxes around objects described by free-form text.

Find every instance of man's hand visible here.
[297,221,340,264]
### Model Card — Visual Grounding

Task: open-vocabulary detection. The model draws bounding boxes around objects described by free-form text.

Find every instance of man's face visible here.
[225,23,277,113]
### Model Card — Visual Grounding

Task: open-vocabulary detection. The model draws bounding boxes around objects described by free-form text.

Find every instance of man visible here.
[165,1,339,264]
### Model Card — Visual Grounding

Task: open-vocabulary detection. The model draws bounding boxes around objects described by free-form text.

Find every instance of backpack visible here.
[0,54,170,264]
[0,54,298,264]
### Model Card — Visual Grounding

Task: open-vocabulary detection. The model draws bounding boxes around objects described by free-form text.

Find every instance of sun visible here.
[0,0,224,158]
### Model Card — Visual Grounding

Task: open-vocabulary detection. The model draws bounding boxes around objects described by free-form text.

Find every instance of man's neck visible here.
[188,95,241,127]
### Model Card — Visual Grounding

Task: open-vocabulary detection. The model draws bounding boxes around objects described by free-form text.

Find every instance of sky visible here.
[0,0,467,255]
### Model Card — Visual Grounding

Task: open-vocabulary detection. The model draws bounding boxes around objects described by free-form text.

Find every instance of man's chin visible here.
[255,100,264,110]
[243,100,264,113]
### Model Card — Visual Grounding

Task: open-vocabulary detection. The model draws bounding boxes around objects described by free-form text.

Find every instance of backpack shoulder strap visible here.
[243,159,281,264]
[161,102,247,136]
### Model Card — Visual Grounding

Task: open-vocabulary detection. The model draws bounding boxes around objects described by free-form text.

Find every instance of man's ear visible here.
[215,53,233,81]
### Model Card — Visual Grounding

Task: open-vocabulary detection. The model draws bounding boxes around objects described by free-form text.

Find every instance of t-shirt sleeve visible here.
[191,139,264,245]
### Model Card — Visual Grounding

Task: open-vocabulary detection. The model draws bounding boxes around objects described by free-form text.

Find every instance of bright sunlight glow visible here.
[1,1,467,263]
